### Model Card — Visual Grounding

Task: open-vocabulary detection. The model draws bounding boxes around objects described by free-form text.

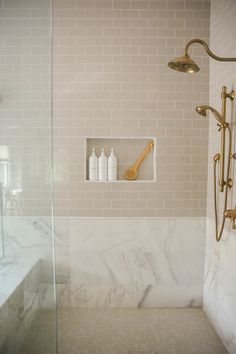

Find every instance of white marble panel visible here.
[55,217,206,308]
[2,217,206,309]
[2,217,54,260]
[0,218,3,261]
[203,217,236,354]
[0,257,40,308]
[0,217,58,324]
[0,258,41,353]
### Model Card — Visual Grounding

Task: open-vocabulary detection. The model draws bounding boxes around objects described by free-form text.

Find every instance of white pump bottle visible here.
[98,148,108,181]
[108,148,117,181]
[89,148,98,181]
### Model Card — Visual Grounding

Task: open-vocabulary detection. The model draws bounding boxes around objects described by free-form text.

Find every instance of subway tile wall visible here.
[53,0,210,217]
[0,0,210,217]
[0,0,53,217]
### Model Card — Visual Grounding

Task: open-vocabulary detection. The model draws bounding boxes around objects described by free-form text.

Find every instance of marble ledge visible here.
[0,257,40,308]
[0,257,42,353]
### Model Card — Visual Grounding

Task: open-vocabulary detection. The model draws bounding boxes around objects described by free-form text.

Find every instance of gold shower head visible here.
[168,54,200,73]
[196,105,208,116]
[168,39,236,74]
[196,105,225,125]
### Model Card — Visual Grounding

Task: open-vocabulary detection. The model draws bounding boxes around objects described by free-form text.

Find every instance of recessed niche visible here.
[85,137,156,182]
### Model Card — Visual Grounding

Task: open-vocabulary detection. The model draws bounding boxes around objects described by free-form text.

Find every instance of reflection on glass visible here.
[0,0,57,353]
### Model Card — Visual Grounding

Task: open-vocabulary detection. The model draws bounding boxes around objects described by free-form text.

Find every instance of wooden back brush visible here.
[124,140,154,181]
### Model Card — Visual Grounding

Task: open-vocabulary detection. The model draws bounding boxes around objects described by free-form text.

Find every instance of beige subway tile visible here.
[113,1,131,9]
[102,209,121,216]
[147,200,164,208]
[149,1,166,9]
[120,209,139,217]
[1,0,209,217]
[94,200,111,208]
[94,1,112,9]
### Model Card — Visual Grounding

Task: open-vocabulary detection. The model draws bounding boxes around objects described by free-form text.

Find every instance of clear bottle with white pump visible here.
[108,148,117,181]
[89,148,98,181]
[98,148,108,181]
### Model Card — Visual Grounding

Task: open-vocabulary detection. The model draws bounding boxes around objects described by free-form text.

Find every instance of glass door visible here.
[0,0,57,353]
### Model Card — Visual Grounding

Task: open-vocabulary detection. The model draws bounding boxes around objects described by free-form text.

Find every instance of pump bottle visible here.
[89,148,98,181]
[98,148,108,181]
[108,148,117,181]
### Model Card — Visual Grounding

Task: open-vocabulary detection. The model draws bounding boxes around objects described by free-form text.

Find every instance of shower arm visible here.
[183,39,236,61]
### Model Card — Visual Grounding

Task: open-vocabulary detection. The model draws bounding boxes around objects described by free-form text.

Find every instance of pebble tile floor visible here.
[22,308,228,354]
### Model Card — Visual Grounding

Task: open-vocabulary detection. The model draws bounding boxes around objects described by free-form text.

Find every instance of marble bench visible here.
[0,257,41,354]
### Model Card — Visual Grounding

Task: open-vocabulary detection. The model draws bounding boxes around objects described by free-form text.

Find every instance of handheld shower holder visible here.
[221,86,235,101]
[197,86,235,241]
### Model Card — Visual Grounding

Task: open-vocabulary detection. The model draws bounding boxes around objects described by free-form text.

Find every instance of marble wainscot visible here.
[1,217,206,309]
[203,217,236,354]
[0,257,41,354]
[3,217,56,309]
[54,217,206,309]
[2,217,55,261]
[0,217,57,353]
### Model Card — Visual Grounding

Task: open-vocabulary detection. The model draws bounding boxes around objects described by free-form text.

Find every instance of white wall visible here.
[203,1,236,353]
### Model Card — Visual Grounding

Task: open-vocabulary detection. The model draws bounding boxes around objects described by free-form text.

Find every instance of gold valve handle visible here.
[224,207,236,218]
[224,207,236,229]
[125,141,154,181]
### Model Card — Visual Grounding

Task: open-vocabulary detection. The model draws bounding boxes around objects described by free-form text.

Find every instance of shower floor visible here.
[23,308,228,354]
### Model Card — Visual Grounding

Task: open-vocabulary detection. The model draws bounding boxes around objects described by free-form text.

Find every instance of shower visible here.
[196,88,235,241]
[195,106,225,126]
[168,38,236,73]
[168,39,236,241]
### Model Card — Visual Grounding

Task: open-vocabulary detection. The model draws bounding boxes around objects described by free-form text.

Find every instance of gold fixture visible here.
[124,140,154,181]
[195,86,235,242]
[168,38,236,73]
[168,39,236,241]
[224,208,236,229]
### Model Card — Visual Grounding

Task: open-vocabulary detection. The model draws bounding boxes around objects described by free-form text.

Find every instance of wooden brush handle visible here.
[133,140,154,171]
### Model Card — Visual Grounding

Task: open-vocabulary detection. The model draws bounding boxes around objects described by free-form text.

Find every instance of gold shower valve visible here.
[227,178,233,189]
[224,209,236,218]
[230,153,236,160]
[224,207,236,229]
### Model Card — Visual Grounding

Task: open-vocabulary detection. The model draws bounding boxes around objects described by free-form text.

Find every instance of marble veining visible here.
[0,257,39,307]
[203,217,236,354]
[0,258,41,353]
[57,217,206,308]
[2,217,206,309]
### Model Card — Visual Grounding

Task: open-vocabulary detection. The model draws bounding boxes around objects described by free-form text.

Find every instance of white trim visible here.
[84,136,157,182]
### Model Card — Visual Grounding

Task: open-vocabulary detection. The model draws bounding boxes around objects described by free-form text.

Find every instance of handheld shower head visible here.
[195,105,226,126]
[196,106,208,117]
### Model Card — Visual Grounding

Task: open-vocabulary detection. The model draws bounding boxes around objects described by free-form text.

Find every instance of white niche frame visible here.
[84,137,157,183]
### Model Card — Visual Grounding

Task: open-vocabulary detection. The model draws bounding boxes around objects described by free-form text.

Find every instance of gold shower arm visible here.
[183,38,236,61]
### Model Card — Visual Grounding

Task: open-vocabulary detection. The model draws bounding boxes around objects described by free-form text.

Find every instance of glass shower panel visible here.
[0,1,56,353]
[0,212,3,261]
